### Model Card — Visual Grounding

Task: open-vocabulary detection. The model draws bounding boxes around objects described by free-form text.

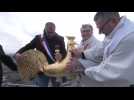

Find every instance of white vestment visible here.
[77,36,102,87]
[79,16,134,87]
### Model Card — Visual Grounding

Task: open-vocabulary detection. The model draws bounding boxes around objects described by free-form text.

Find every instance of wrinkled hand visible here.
[15,53,22,62]
[71,48,83,58]
[66,56,80,73]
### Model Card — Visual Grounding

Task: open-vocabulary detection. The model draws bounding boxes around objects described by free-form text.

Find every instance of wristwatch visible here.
[81,52,86,59]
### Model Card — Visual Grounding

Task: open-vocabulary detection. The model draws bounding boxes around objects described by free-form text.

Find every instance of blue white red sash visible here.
[41,34,55,62]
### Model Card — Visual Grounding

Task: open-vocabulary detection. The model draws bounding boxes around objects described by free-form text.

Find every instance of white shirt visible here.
[78,36,101,50]
[77,36,102,87]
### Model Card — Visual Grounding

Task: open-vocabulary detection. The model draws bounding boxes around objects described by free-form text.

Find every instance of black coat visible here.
[17,33,67,64]
[0,45,17,86]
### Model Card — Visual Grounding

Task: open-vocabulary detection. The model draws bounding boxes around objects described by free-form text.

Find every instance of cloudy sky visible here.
[0,12,134,54]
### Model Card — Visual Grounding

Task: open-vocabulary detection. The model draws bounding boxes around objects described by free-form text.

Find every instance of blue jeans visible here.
[32,74,60,87]
[32,74,49,87]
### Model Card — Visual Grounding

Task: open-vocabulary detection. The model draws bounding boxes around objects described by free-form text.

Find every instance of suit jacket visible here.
[0,45,17,86]
[17,33,67,64]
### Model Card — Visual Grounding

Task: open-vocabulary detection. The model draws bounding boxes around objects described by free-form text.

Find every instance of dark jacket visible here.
[17,33,67,64]
[0,45,17,87]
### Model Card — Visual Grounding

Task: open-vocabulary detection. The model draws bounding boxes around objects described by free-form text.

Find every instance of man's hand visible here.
[54,52,62,62]
[15,53,22,62]
[66,56,80,73]
[71,48,83,58]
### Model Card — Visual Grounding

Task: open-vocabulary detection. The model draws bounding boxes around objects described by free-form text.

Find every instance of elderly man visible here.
[61,24,102,87]
[75,24,102,87]
[67,12,134,87]
[79,24,101,51]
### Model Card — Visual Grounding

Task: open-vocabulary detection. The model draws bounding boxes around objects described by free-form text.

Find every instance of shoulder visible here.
[32,35,41,41]
[92,36,101,43]
[116,32,134,52]
[35,34,41,39]
[120,32,134,45]
[89,36,102,48]
[27,35,42,44]
[55,33,64,40]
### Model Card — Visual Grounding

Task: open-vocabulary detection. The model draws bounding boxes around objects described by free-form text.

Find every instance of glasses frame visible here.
[99,18,111,33]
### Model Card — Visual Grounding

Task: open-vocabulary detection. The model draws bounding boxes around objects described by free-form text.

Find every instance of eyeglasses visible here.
[99,19,111,33]
[81,30,91,33]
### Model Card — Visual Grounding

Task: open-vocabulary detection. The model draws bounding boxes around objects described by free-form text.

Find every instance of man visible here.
[15,22,67,87]
[79,24,101,51]
[0,45,17,87]
[67,12,134,87]
[74,24,102,87]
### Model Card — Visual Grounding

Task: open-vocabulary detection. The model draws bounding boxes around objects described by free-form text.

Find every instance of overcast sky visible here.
[0,12,134,54]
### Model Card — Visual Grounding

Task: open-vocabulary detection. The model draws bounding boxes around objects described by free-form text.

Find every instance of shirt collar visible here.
[107,16,126,39]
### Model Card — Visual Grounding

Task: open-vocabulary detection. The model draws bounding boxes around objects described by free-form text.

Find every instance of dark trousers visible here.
[50,77,60,87]
[32,74,60,87]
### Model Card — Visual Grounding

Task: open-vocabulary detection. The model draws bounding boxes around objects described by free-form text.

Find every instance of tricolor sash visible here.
[40,34,55,62]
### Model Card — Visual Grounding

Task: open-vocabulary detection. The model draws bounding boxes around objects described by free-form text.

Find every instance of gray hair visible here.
[94,12,120,22]
[80,24,93,32]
